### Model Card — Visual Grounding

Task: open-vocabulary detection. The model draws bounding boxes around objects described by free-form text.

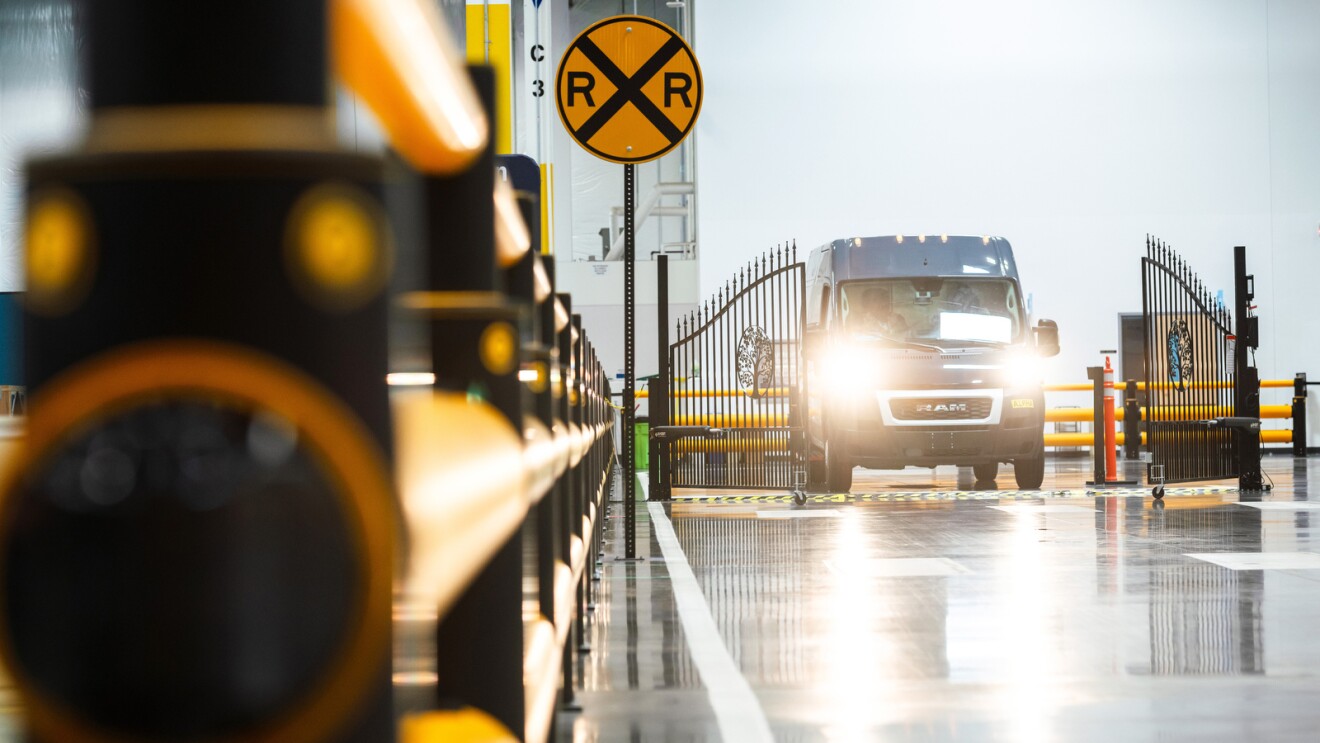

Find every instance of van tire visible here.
[825,436,852,493]
[972,462,998,482]
[1014,454,1045,490]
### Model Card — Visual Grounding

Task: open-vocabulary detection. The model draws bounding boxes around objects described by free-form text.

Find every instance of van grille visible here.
[891,397,992,421]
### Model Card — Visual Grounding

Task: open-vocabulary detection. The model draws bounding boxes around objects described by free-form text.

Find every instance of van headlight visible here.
[817,345,880,400]
[1004,353,1044,385]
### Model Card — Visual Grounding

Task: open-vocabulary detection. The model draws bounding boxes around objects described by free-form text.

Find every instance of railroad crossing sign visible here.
[555,16,702,164]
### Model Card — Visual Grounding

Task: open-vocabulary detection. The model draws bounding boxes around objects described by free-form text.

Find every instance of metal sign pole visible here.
[555,14,701,558]
[624,163,637,558]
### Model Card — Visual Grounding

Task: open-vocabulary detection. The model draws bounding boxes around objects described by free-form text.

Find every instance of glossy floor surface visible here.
[561,455,1320,742]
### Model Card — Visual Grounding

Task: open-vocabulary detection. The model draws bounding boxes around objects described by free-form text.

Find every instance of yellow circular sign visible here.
[24,189,96,316]
[285,183,392,312]
[556,16,703,164]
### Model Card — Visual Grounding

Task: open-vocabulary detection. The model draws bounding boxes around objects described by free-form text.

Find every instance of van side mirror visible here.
[1034,319,1060,357]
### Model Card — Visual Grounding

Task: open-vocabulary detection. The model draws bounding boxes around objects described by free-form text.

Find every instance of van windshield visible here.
[839,278,1025,346]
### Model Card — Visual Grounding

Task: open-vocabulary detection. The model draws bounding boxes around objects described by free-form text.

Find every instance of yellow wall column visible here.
[465,0,513,154]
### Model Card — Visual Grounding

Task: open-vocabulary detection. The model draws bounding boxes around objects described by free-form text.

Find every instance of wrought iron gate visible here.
[667,244,806,489]
[1141,237,1239,484]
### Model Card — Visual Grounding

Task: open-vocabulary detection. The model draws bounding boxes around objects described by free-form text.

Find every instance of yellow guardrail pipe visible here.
[393,389,525,620]
[674,438,791,454]
[637,387,791,399]
[522,618,560,743]
[1045,379,1296,392]
[641,380,1296,398]
[1046,404,1293,423]
[332,0,488,174]
[1046,429,1289,447]
[400,708,518,743]
[671,414,789,427]
[494,178,532,267]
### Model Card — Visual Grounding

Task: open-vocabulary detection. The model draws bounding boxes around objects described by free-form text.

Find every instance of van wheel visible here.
[825,437,852,493]
[972,462,998,482]
[1014,454,1045,490]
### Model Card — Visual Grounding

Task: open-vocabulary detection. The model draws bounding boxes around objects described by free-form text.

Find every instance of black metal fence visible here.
[668,244,807,489]
[1140,237,1238,485]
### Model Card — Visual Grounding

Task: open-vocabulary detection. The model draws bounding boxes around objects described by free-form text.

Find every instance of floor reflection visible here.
[1147,506,1265,675]
[566,457,1320,742]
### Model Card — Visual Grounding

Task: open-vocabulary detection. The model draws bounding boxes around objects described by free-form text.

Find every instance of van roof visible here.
[828,235,1019,283]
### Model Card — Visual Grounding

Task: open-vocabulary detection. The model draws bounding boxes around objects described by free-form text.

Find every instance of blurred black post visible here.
[1087,366,1107,485]
[427,67,525,736]
[7,2,396,741]
[653,255,671,501]
[1124,379,1141,460]
[556,293,579,710]
[1293,373,1308,457]
[1234,245,1264,491]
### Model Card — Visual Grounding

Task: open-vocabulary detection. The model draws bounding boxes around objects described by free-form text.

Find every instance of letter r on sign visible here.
[664,72,692,108]
[568,72,596,106]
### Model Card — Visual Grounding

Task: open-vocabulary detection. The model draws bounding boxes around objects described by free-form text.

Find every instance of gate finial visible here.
[792,240,797,262]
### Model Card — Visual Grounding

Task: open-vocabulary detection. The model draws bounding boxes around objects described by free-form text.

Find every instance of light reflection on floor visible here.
[566,455,1320,742]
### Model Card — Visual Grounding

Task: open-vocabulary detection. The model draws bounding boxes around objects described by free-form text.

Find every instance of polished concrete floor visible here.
[562,455,1320,742]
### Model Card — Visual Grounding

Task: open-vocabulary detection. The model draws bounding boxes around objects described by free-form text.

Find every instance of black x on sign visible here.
[556,16,703,164]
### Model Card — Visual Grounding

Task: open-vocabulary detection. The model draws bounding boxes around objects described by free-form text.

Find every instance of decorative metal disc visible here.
[736,326,774,398]
[1166,320,1193,391]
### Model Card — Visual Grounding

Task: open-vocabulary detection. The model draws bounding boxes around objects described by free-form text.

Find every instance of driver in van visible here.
[945,282,982,313]
[858,288,909,336]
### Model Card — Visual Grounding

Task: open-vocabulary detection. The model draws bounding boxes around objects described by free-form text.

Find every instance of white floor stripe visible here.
[1238,501,1320,511]
[647,502,774,743]
[1187,552,1320,570]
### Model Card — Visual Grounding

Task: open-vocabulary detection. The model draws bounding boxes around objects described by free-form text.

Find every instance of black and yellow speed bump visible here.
[675,487,1239,504]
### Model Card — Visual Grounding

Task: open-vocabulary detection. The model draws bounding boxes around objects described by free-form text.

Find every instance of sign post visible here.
[556,16,702,558]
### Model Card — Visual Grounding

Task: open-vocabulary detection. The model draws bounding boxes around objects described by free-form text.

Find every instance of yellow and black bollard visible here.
[5,1,398,742]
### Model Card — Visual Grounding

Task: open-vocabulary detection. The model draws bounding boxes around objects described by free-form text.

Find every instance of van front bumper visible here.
[841,396,1044,469]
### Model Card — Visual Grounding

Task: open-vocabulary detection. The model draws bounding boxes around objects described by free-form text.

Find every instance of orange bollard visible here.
[1104,355,1118,481]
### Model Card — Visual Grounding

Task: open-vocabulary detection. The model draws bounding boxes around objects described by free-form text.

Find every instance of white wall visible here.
[695,0,1320,441]
[562,258,699,387]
